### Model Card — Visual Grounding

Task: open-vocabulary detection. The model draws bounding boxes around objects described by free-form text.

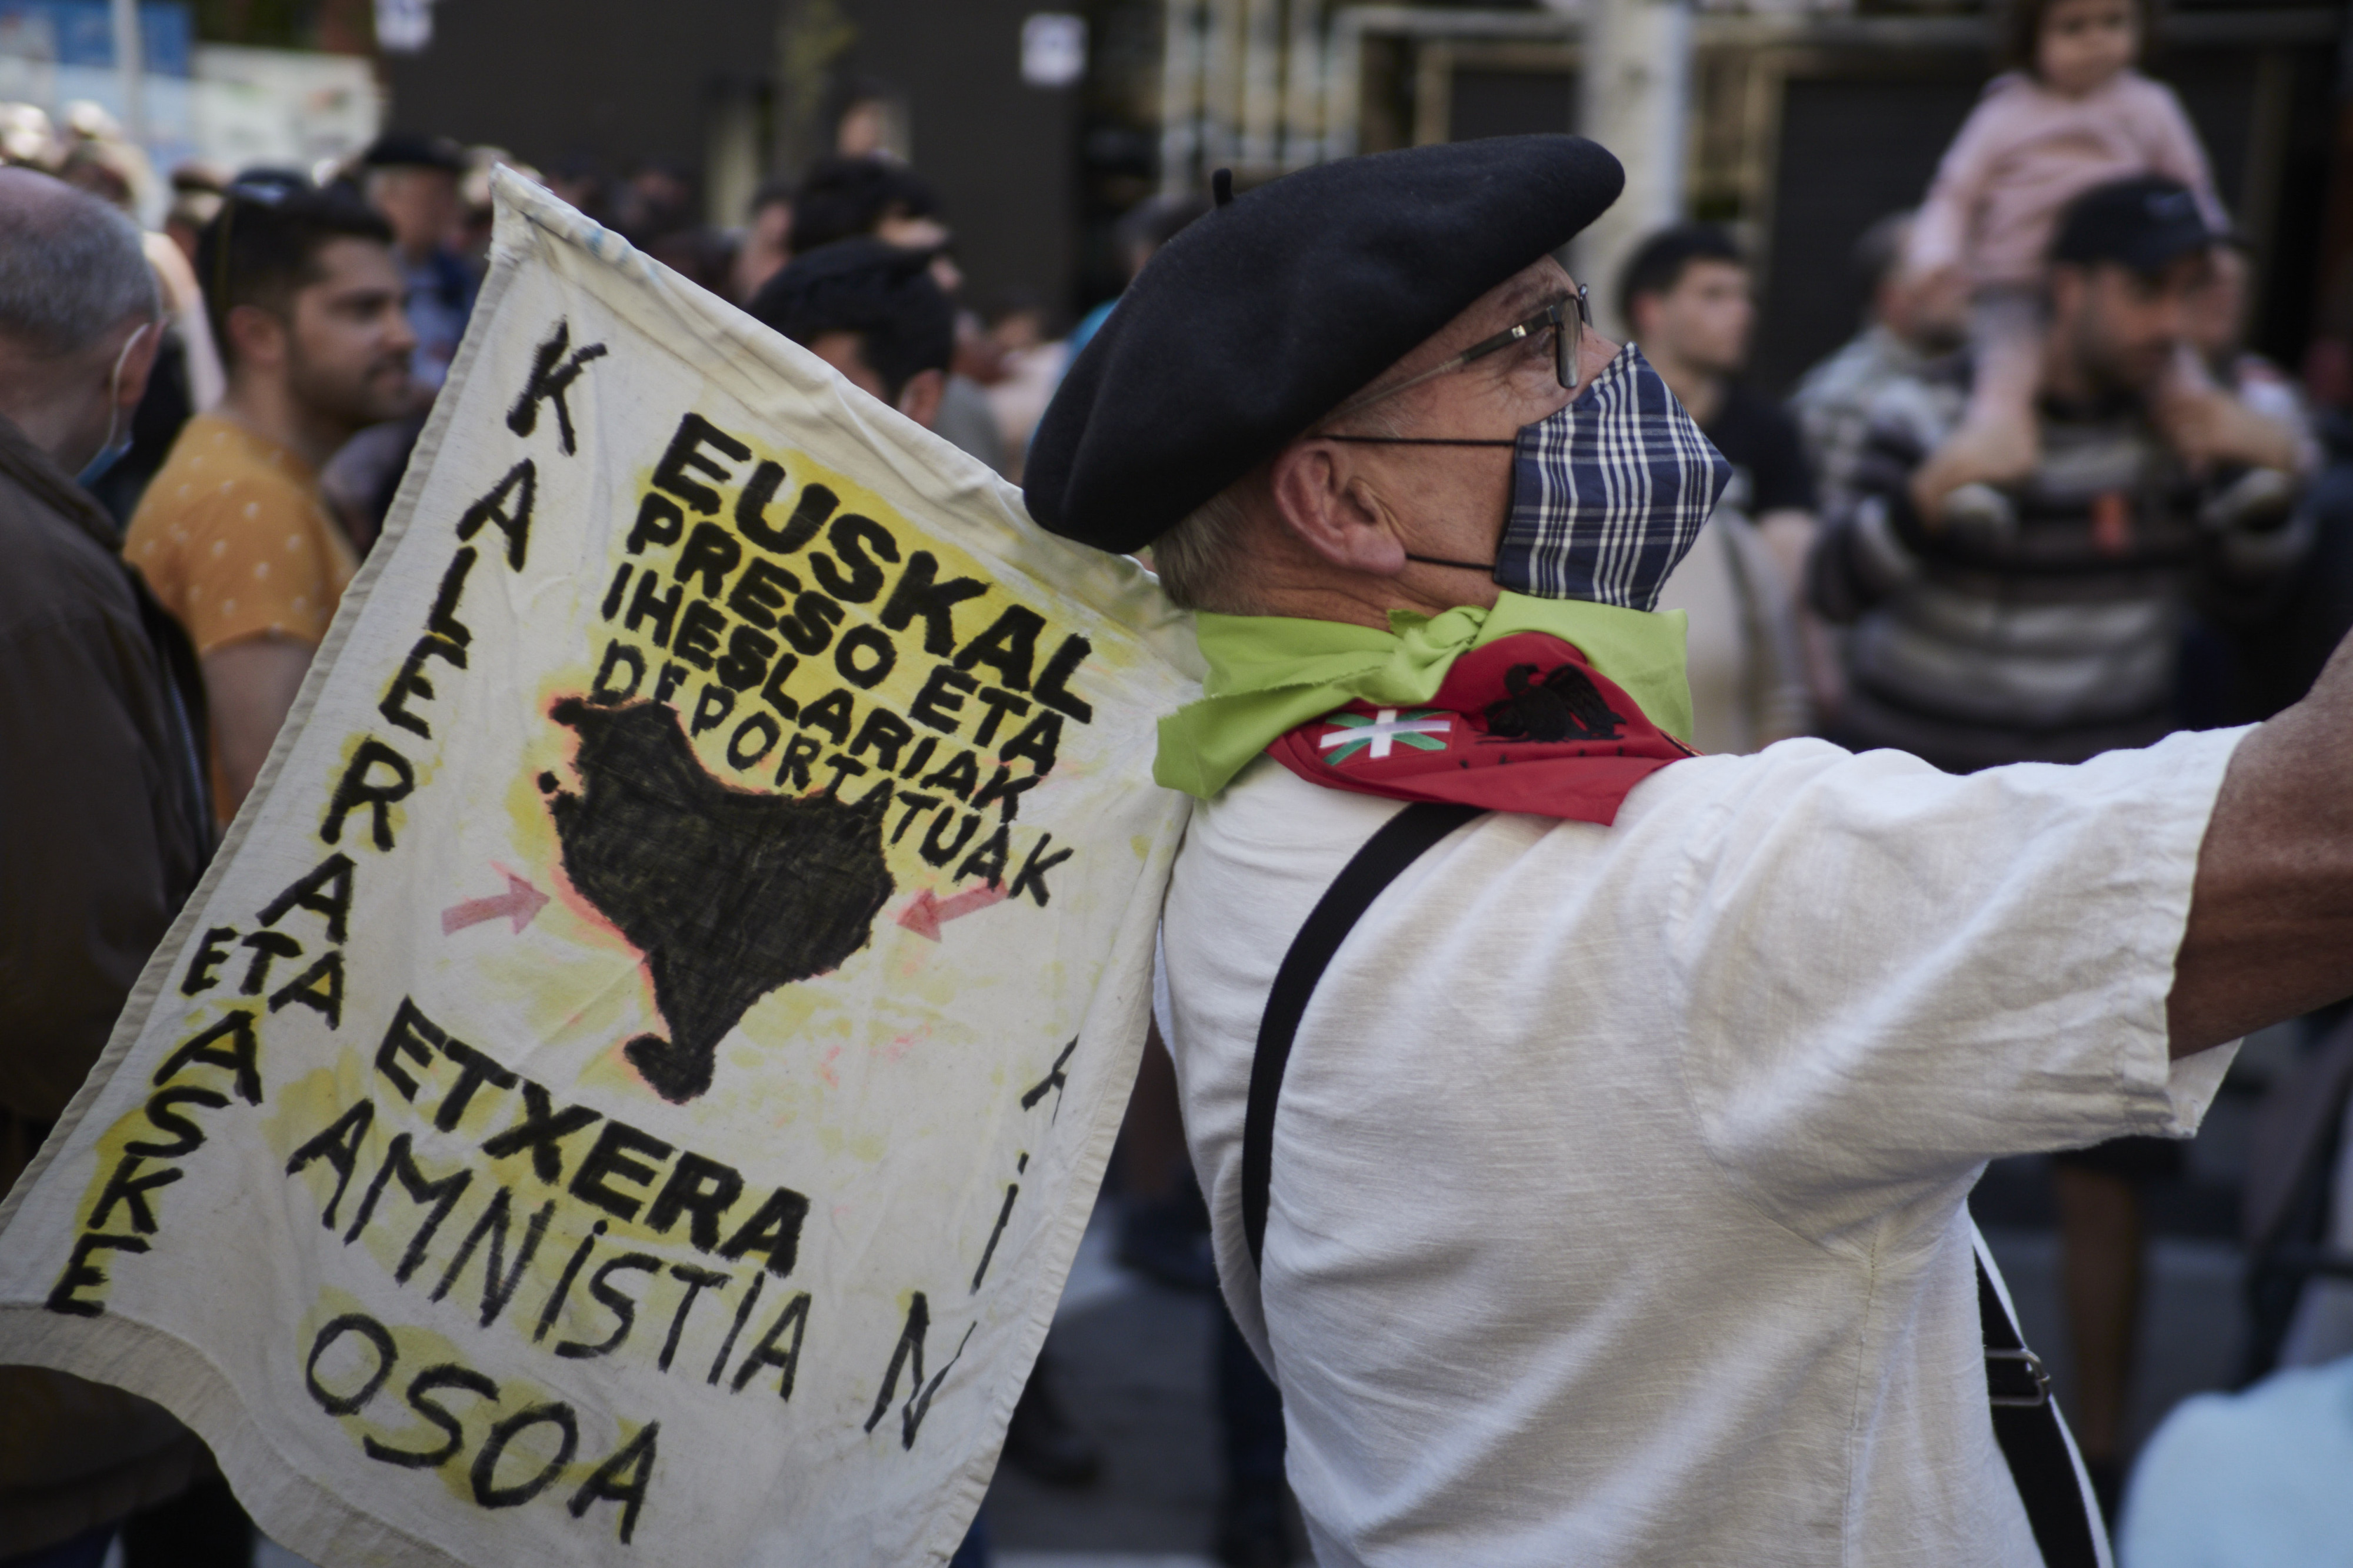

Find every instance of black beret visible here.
[1024,135,1624,555]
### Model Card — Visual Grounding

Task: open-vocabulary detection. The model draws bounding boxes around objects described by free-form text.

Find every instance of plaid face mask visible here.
[1334,342,1731,610]
[1490,343,1730,609]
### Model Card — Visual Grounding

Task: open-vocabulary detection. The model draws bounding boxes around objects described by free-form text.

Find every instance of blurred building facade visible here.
[369,0,2344,391]
[379,0,1102,322]
[1151,0,2341,389]
[0,0,383,208]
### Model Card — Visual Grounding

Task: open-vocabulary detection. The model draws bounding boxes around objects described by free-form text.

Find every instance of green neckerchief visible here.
[1156,591,1693,798]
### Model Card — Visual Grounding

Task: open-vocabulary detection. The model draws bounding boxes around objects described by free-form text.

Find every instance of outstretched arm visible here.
[2170,630,2353,1054]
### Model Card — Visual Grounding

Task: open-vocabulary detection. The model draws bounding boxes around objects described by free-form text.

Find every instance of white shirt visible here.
[1159,730,2247,1567]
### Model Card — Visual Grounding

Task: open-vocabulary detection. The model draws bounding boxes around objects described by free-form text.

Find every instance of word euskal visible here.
[42,319,1091,1547]
[573,412,1096,1102]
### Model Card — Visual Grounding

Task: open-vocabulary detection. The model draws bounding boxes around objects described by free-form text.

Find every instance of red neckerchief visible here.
[1264,632,1698,825]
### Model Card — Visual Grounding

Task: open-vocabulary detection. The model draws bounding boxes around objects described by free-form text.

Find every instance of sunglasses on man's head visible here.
[209,177,299,315]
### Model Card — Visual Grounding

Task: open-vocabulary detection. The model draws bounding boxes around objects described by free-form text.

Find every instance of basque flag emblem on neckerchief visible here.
[1263,630,1698,825]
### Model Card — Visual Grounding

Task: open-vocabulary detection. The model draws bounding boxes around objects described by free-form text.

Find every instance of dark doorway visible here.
[1754,69,1981,396]
[1449,66,1579,142]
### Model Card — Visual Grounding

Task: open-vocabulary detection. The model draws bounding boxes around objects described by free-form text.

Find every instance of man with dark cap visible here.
[1022,138,2353,1564]
[1817,174,2297,772]
[1814,175,2307,774]
[359,132,474,391]
[1809,174,2312,1516]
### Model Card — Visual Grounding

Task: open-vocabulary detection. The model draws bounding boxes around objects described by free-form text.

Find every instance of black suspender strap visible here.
[1977,1232,2105,1567]
[1240,799,2107,1566]
[1241,800,1484,1272]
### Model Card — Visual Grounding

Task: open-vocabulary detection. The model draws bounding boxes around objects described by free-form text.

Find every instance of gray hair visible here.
[1151,485,1262,613]
[1151,395,1415,613]
[0,170,159,359]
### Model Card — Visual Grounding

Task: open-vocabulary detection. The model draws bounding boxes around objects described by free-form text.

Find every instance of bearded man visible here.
[125,182,415,821]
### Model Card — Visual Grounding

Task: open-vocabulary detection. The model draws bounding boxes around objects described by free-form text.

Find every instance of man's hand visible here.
[2154,382,2305,477]
[2171,630,2353,1055]
[1908,405,2040,526]
[203,635,315,816]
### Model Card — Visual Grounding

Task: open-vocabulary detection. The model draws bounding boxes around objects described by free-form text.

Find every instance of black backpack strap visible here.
[1242,800,1483,1270]
[1238,795,2107,1566]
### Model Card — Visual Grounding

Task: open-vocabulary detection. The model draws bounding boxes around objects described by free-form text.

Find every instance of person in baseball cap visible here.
[1017,135,2353,1567]
[2048,171,2229,275]
[2041,174,2305,456]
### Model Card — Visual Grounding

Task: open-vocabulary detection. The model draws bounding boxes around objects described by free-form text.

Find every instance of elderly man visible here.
[1021,136,2353,1566]
[0,168,214,1568]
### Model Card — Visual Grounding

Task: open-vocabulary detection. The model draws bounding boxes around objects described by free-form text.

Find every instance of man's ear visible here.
[115,318,162,413]
[1268,440,1407,576]
[894,366,946,431]
[225,302,287,371]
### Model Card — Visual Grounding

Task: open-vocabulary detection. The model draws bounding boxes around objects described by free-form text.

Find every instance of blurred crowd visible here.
[5,0,2353,1559]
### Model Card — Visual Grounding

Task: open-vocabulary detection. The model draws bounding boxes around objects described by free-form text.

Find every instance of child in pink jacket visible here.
[1904,0,2228,519]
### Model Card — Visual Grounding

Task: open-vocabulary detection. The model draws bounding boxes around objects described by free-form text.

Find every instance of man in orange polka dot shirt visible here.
[127,183,415,822]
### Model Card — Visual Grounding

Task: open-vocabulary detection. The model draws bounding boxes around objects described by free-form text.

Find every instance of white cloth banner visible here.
[0,171,1199,1566]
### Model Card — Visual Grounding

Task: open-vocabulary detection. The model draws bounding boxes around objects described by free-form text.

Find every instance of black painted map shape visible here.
[544,698,895,1103]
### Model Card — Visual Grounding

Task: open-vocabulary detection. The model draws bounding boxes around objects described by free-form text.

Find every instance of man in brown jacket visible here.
[0,168,216,1567]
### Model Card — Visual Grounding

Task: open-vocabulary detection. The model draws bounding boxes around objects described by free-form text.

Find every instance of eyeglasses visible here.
[1325,283,1590,426]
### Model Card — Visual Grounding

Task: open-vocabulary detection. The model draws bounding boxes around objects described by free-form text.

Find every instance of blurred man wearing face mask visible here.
[0,166,216,1568]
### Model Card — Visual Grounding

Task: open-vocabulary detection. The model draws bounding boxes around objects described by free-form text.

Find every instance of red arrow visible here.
[896,884,1008,942]
[442,869,550,936]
